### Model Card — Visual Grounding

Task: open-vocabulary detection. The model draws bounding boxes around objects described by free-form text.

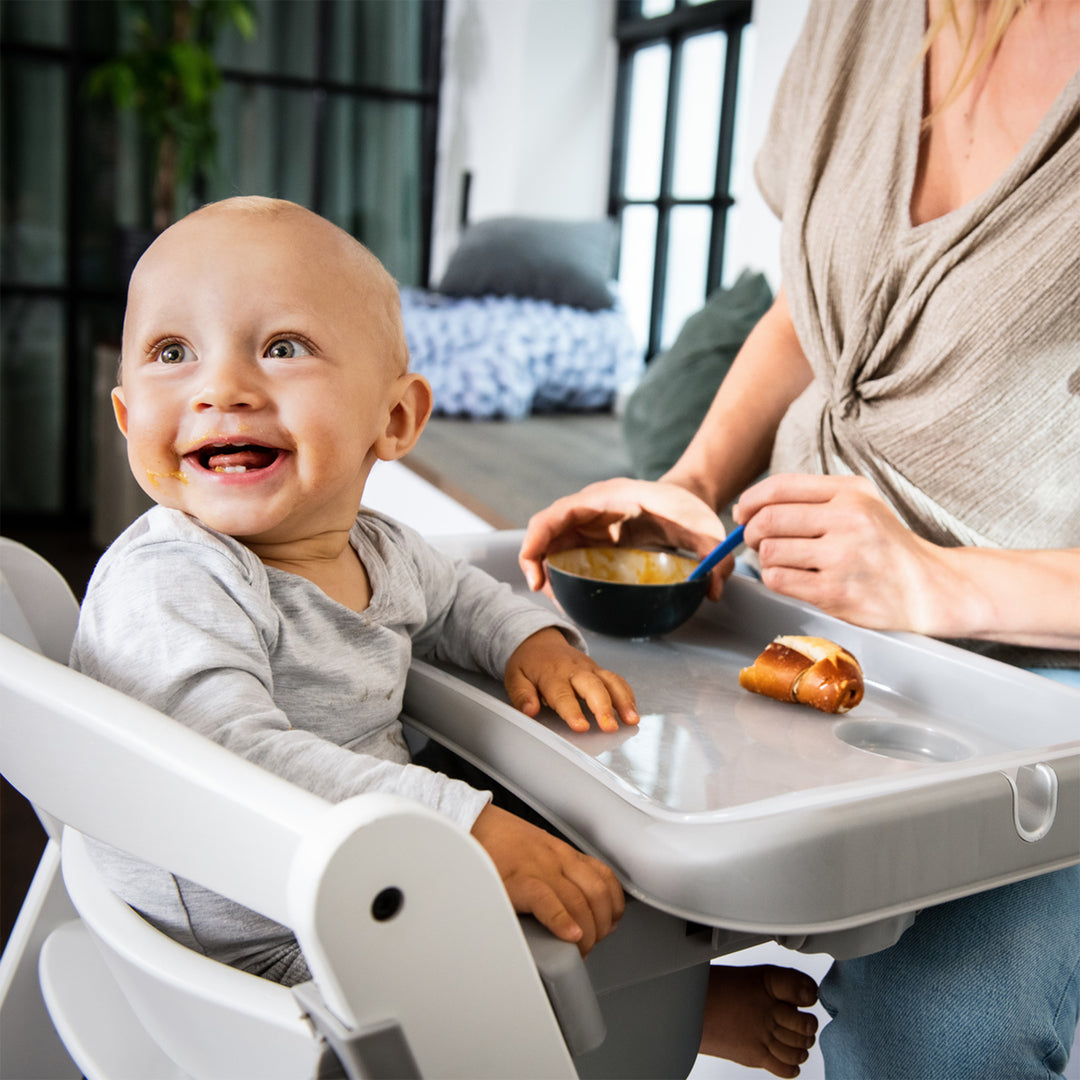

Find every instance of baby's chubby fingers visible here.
[563,670,637,733]
[531,851,625,955]
[504,628,639,733]
[562,850,626,942]
[470,804,625,956]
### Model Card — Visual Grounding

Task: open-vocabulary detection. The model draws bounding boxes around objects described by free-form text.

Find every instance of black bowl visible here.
[546,546,708,638]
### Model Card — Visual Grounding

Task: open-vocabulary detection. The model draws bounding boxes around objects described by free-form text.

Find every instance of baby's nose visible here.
[192,357,265,411]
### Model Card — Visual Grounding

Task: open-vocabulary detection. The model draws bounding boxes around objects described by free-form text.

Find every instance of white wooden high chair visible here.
[0,537,613,1079]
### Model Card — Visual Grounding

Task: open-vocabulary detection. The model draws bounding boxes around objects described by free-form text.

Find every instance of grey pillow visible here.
[438,217,618,311]
[622,270,774,480]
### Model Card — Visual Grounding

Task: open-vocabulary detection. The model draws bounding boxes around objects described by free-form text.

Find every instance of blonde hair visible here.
[918,0,1027,130]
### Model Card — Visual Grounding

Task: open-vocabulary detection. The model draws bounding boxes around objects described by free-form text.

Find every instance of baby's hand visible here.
[471,803,624,955]
[505,627,638,734]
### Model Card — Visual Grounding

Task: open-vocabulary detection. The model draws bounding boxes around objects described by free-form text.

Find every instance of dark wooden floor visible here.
[404,412,632,528]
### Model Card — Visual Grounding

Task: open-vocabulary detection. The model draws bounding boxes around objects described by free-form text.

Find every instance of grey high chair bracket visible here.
[293,980,420,1080]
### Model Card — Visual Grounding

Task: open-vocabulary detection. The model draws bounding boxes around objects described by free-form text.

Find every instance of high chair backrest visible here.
[0,538,578,1078]
[0,537,80,663]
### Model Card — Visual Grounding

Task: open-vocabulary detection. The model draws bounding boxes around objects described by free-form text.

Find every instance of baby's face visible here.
[115,204,409,547]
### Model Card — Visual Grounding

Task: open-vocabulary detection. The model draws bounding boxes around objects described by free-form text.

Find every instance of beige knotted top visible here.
[754,0,1080,666]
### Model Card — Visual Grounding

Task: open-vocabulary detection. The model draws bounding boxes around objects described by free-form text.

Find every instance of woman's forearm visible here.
[928,546,1080,650]
[661,288,813,513]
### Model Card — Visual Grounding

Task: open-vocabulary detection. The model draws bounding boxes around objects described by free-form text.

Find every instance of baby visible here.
[72,197,818,1077]
[71,196,637,985]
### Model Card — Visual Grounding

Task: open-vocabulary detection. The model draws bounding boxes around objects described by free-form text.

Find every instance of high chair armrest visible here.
[288,795,578,1079]
[518,917,606,1057]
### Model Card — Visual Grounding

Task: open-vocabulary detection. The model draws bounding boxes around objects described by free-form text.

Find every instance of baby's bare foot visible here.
[699,964,819,1078]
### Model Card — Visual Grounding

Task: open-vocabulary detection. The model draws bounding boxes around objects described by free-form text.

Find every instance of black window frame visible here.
[0,0,445,524]
[609,0,753,359]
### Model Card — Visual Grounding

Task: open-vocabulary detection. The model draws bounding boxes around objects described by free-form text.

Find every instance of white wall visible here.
[431,0,810,292]
[430,0,618,282]
[723,0,809,290]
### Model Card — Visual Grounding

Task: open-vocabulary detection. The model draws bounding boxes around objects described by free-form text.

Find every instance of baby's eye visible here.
[266,338,311,359]
[157,342,192,365]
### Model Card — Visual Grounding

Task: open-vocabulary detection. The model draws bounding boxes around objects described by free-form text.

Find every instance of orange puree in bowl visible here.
[548,547,697,585]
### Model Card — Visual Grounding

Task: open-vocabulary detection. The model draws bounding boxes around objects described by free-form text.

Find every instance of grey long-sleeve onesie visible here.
[71,505,580,983]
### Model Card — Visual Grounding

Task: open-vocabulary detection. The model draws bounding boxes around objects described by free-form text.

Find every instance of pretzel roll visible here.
[739,635,864,714]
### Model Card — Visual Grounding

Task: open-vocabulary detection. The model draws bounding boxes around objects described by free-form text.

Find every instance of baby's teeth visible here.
[214,465,248,473]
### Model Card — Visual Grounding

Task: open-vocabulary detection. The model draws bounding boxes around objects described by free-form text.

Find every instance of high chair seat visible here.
[47,829,315,1080]
[0,538,596,1079]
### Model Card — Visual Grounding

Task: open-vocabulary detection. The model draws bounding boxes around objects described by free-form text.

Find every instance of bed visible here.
[400,217,643,419]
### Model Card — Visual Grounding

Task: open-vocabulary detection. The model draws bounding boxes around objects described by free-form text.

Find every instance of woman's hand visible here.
[519,477,730,598]
[504,627,639,733]
[733,473,1080,647]
[734,474,947,633]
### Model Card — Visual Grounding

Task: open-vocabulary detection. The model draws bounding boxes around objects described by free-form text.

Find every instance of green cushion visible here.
[622,270,773,480]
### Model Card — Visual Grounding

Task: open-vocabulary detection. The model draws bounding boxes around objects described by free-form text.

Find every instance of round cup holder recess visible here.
[833,719,974,763]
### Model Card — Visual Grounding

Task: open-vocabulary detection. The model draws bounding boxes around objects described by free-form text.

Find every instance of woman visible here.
[521,1,1080,1075]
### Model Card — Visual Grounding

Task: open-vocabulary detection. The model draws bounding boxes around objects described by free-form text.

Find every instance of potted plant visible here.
[87,0,256,234]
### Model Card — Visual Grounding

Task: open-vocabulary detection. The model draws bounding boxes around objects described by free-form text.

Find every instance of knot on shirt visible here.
[833,386,861,421]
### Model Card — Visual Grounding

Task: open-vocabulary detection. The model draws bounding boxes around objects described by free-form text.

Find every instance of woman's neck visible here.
[910,0,1080,226]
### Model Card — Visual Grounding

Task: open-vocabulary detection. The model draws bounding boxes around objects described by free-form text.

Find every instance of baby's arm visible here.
[504,627,638,733]
[470,802,623,955]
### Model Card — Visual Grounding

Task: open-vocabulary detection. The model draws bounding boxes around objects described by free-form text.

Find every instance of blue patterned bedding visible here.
[399,288,643,419]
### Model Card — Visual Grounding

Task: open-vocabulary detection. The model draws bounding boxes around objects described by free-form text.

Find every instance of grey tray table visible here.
[403,531,1079,945]
[400,531,1079,1077]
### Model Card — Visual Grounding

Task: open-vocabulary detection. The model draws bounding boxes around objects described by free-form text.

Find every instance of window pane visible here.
[77,106,135,289]
[641,0,675,16]
[79,0,121,52]
[328,0,426,91]
[78,303,121,515]
[1,60,66,285]
[723,24,756,286]
[661,205,711,349]
[324,97,424,285]
[727,23,755,201]
[623,43,669,201]
[618,206,658,353]
[0,298,64,512]
[672,31,725,199]
[210,84,316,208]
[214,0,315,79]
[0,0,66,45]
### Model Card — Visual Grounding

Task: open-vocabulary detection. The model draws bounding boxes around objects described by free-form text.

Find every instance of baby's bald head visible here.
[122,196,409,382]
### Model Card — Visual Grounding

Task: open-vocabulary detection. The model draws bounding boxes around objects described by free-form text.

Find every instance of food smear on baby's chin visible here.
[146,469,188,487]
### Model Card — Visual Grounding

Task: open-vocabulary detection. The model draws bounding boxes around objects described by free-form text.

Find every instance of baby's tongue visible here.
[207,445,278,471]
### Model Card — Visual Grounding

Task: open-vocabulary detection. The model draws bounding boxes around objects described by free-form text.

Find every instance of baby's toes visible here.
[763,964,818,1007]
[764,1040,808,1079]
[769,1037,811,1067]
[773,1007,817,1050]
[775,1002,818,1043]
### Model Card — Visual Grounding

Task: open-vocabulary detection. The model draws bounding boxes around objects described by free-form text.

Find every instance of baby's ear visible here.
[375,372,433,461]
[111,386,130,437]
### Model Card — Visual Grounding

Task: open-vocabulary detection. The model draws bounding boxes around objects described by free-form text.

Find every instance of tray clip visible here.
[1003,762,1058,843]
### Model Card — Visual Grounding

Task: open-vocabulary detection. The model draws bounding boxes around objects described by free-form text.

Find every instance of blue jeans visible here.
[820,664,1080,1079]
[820,864,1080,1079]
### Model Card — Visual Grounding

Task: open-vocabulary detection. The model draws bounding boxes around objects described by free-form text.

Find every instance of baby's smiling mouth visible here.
[192,443,282,474]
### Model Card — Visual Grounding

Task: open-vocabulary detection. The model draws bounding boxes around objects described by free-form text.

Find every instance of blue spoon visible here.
[686,524,746,583]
